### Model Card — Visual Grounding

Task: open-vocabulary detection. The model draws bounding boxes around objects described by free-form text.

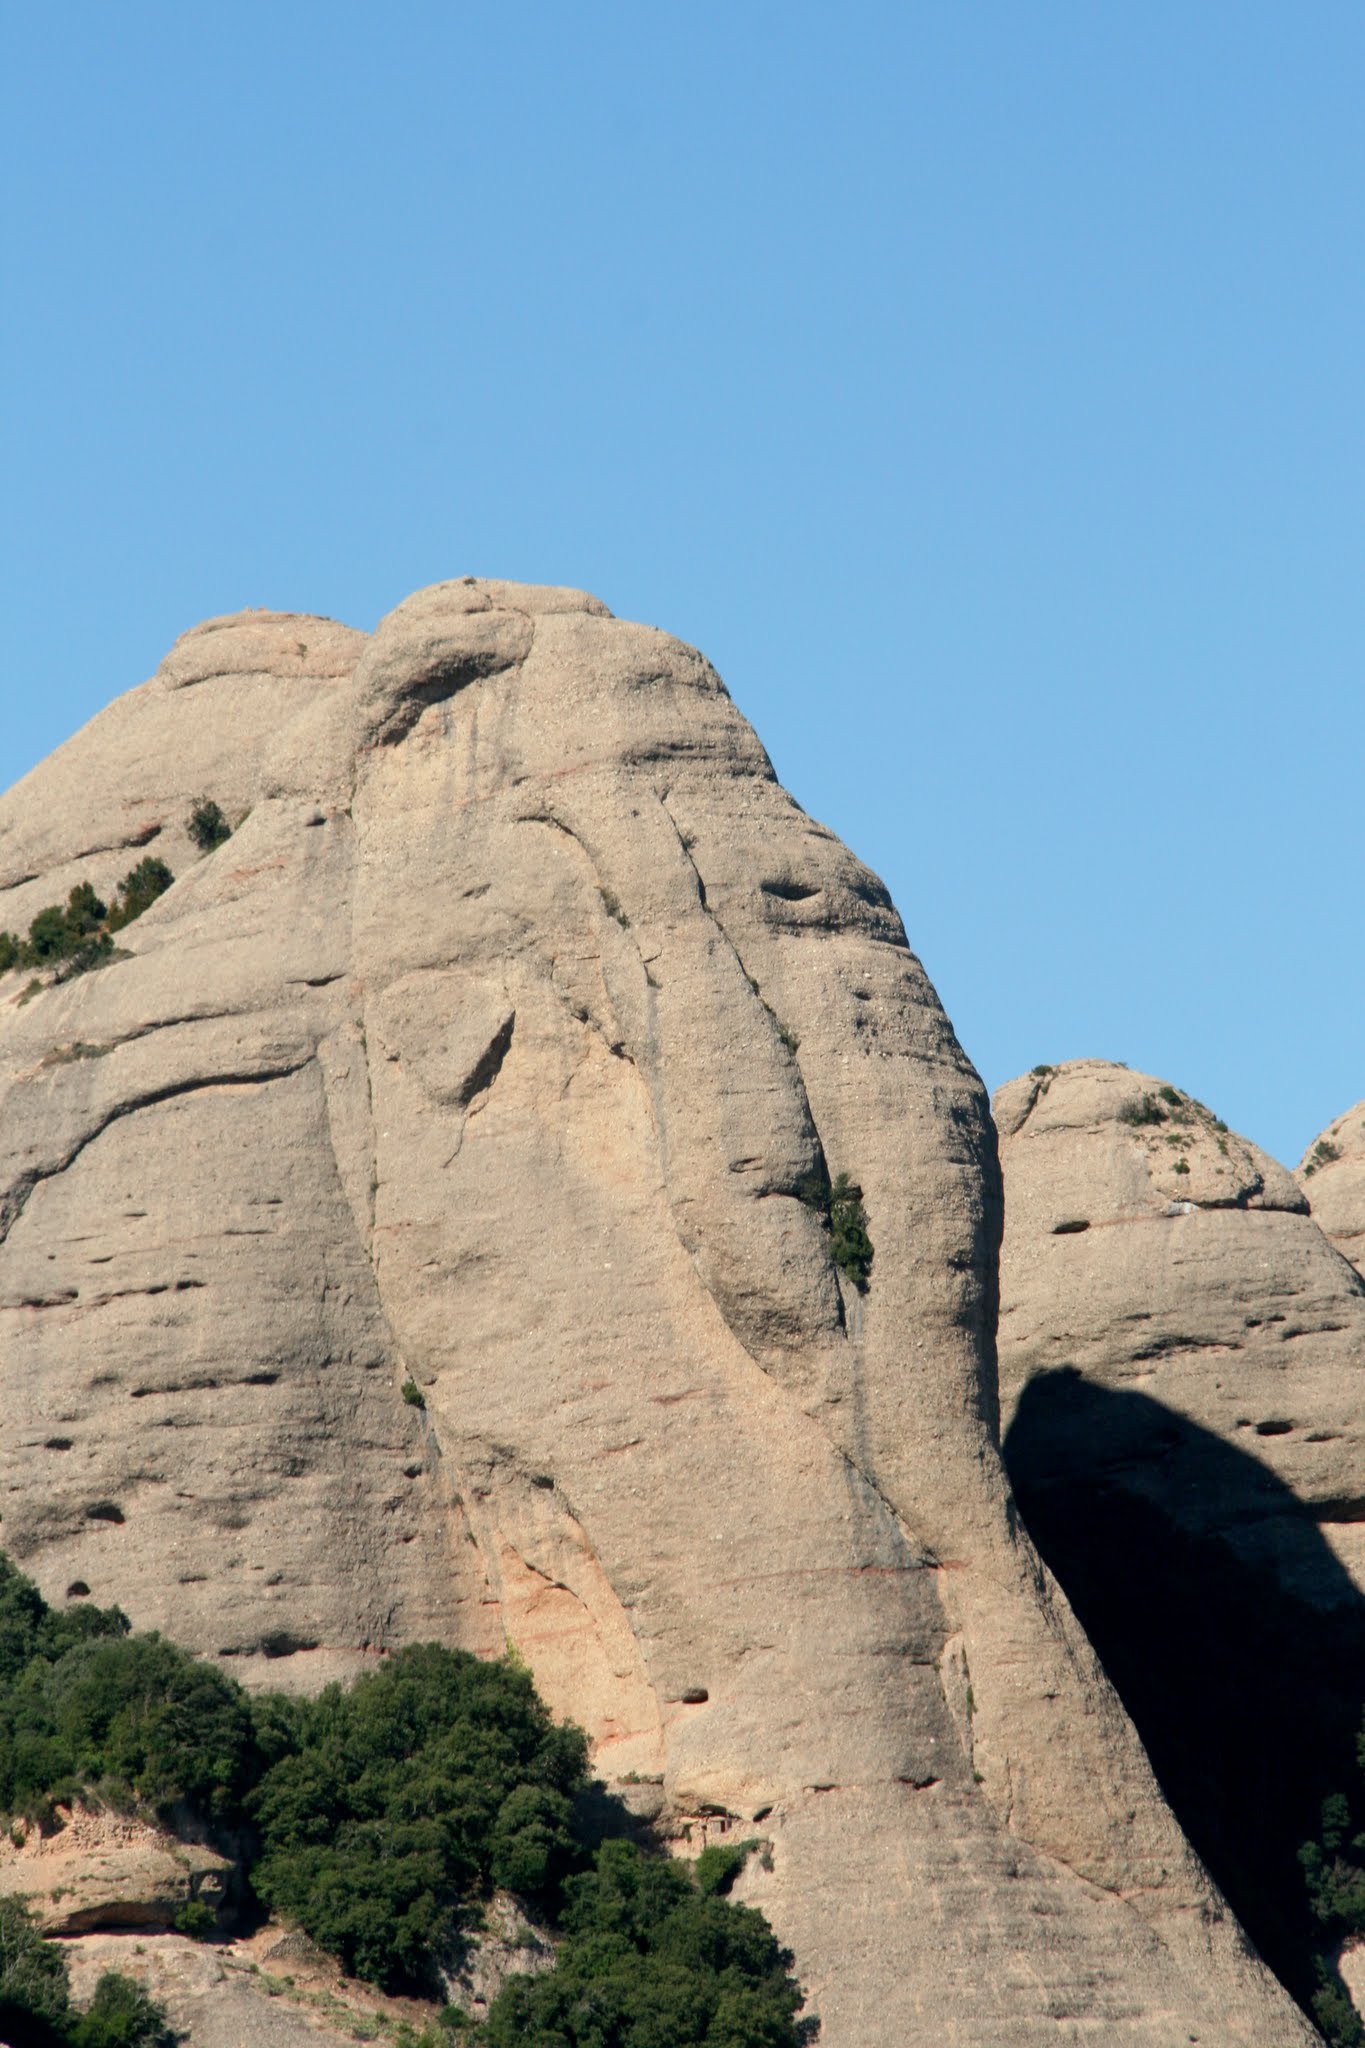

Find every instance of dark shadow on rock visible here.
[1004,1365,1365,2018]
[0,2006,69,2048]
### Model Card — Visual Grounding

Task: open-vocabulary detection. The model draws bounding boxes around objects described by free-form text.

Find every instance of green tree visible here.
[0,1897,71,2039]
[829,1174,873,1292]
[44,1632,258,1820]
[106,859,173,932]
[477,1841,806,2048]
[249,1644,591,1992]
[488,1783,578,1896]
[187,799,231,852]
[68,1971,177,2048]
[1300,1753,1365,2044]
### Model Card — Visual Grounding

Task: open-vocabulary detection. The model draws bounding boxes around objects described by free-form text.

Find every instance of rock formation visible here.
[1299,1100,1365,1280]
[996,1058,1365,1592]
[0,1807,232,1936]
[995,1056,1365,2012]
[0,585,1317,2044]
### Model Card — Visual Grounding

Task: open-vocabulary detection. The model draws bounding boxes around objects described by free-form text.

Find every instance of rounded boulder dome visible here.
[0,588,1320,2047]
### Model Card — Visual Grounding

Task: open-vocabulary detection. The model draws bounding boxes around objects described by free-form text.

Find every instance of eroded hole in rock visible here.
[679,1687,709,1705]
[260,1631,319,1659]
[66,1582,90,1599]
[1051,1219,1091,1235]
[44,1437,73,1451]
[243,1371,280,1386]
[1255,1419,1295,1437]
[131,1378,220,1398]
[85,1502,125,1524]
[760,879,821,902]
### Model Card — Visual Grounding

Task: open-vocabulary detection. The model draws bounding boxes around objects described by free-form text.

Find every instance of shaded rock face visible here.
[0,588,1315,2045]
[996,1057,1365,2013]
[996,1058,1365,1587]
[1299,1100,1365,1280]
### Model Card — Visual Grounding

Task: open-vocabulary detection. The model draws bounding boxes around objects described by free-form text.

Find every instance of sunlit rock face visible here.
[0,588,1315,2045]
[995,1056,1365,2014]
[1299,1099,1365,1281]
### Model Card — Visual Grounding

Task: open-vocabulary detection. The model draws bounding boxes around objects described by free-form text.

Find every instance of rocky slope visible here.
[0,585,1316,2044]
[995,1057,1365,2012]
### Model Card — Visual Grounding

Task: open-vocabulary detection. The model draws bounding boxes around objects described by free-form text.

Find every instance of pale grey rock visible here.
[995,1058,1365,1598]
[442,1889,556,2018]
[0,591,1317,2044]
[65,1929,387,2047]
[1299,1098,1365,1279]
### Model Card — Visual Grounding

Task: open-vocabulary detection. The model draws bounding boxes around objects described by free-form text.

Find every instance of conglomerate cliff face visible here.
[0,584,1314,2044]
[994,1057,1365,2011]
[995,1058,1365,1597]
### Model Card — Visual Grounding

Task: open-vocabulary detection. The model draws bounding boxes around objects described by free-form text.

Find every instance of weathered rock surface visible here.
[0,1805,232,1934]
[995,1058,1365,1594]
[64,1925,420,2047]
[995,1057,1365,2012]
[0,586,1316,2043]
[1299,1100,1365,1280]
[444,1888,556,2018]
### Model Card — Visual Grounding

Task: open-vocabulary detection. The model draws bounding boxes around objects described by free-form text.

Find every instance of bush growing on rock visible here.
[796,1168,874,1293]
[1301,1775,1365,2045]
[0,859,174,982]
[105,858,173,932]
[187,798,231,851]
[68,1970,177,2048]
[23,886,107,965]
[829,1173,873,1292]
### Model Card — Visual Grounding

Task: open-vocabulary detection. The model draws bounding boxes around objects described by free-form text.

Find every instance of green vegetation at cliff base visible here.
[0,1556,811,2043]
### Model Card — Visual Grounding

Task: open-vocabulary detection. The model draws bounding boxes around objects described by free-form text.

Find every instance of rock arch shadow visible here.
[1004,1365,1365,2017]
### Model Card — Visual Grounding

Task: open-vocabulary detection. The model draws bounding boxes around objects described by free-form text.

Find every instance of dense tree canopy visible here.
[478,1840,806,2048]
[0,1558,811,2036]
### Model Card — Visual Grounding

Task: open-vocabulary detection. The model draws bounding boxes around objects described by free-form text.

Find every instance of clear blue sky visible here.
[3,4,1360,1167]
